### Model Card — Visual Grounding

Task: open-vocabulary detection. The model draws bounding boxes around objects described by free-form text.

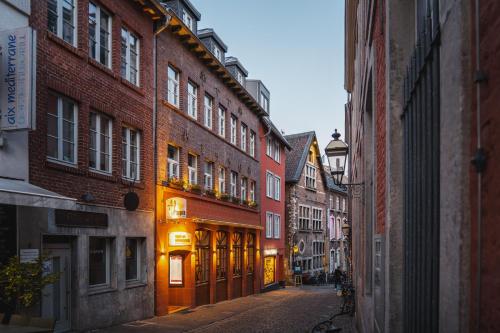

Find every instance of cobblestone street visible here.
[93,286,352,333]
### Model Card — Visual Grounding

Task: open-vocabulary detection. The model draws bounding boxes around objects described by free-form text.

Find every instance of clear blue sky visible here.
[190,0,347,153]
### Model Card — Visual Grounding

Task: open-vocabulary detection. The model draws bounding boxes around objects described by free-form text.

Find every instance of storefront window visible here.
[195,230,210,285]
[247,233,255,274]
[125,238,142,281]
[233,233,242,277]
[216,231,227,280]
[89,237,110,286]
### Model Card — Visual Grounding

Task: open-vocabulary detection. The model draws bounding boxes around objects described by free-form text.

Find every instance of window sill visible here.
[125,281,147,289]
[47,32,84,58]
[89,169,116,182]
[88,286,117,296]
[312,230,324,233]
[88,58,117,80]
[305,187,317,192]
[120,177,145,190]
[120,78,144,96]
[46,159,85,176]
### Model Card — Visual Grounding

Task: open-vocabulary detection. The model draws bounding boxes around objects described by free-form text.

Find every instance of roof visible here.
[324,172,348,194]
[284,131,316,182]
[262,116,291,150]
[197,28,228,52]
[225,56,249,76]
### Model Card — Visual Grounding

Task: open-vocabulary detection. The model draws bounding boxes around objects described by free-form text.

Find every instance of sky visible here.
[190,0,347,154]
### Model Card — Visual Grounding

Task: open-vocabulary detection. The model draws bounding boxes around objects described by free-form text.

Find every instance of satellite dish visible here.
[124,192,139,211]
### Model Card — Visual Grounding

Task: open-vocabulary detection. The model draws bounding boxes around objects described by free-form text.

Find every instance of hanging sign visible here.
[0,27,36,130]
[169,255,183,286]
[165,197,187,219]
[169,232,192,246]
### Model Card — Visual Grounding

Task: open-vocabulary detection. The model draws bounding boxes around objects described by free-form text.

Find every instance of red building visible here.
[258,116,290,289]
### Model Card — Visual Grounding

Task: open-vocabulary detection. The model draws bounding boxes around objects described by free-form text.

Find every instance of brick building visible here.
[344,0,500,332]
[0,0,167,331]
[154,0,267,315]
[284,131,328,281]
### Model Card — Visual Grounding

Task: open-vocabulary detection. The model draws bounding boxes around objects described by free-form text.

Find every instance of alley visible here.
[93,286,352,333]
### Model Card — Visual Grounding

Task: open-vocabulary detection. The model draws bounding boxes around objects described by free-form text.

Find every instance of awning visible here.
[0,178,76,209]
[193,218,263,230]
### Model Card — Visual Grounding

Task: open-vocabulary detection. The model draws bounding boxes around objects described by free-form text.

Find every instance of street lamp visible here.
[324,129,349,186]
[342,222,351,238]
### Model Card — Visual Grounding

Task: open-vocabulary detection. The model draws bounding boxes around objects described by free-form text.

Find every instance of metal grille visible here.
[402,1,440,332]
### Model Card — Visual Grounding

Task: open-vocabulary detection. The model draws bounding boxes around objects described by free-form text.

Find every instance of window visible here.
[218,107,226,137]
[236,71,243,85]
[305,164,317,189]
[120,28,139,86]
[47,0,76,46]
[167,66,180,107]
[89,2,111,67]
[167,144,179,179]
[216,231,227,280]
[343,198,346,212]
[266,212,273,238]
[230,171,238,197]
[204,161,213,190]
[182,9,193,30]
[218,167,226,194]
[312,241,325,270]
[195,230,210,285]
[308,150,314,163]
[249,181,256,202]
[187,82,197,119]
[312,208,323,230]
[188,153,197,185]
[233,233,242,276]
[260,92,269,113]
[266,137,273,157]
[273,214,281,239]
[47,93,78,164]
[329,196,334,210]
[299,205,310,230]
[266,172,274,198]
[240,124,247,151]
[89,237,111,287]
[274,176,281,201]
[89,112,112,173]
[213,46,222,61]
[336,197,340,211]
[204,94,213,128]
[125,238,143,281]
[241,177,248,201]
[274,141,280,162]
[230,116,237,145]
[249,131,256,157]
[122,127,140,180]
[247,234,255,274]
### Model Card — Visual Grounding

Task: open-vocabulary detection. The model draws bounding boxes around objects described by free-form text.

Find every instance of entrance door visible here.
[264,256,276,286]
[195,230,210,306]
[42,246,71,333]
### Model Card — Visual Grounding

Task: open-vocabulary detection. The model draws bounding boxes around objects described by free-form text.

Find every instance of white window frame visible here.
[266,137,273,157]
[213,46,222,61]
[88,237,111,287]
[122,127,141,181]
[274,141,280,162]
[236,71,243,85]
[274,176,281,201]
[343,198,346,212]
[240,124,247,151]
[273,214,281,239]
[266,212,273,239]
[218,107,226,137]
[88,2,112,67]
[204,161,213,190]
[168,66,180,107]
[121,27,140,86]
[204,94,213,128]
[299,205,310,230]
[336,197,340,211]
[230,171,238,197]
[218,166,226,194]
[89,112,112,173]
[260,92,269,113]
[266,171,274,198]
[305,163,317,189]
[48,0,77,46]
[312,207,323,231]
[47,94,78,165]
[167,144,179,179]
[249,181,256,202]
[182,9,193,30]
[188,153,198,185]
[230,116,237,145]
[125,238,142,282]
[241,177,248,201]
[249,131,255,157]
[187,81,198,119]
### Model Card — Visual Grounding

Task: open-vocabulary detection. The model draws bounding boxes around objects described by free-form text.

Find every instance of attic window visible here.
[182,9,193,30]
[308,150,314,163]
[260,92,269,113]
[236,71,243,85]
[214,46,222,62]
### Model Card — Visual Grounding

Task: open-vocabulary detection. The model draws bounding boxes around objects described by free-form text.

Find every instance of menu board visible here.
[169,255,183,286]
[0,204,16,266]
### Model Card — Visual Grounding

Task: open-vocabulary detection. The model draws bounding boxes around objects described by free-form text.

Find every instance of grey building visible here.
[247,80,270,115]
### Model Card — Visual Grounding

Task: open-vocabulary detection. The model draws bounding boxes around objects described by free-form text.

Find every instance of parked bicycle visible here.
[311,282,355,333]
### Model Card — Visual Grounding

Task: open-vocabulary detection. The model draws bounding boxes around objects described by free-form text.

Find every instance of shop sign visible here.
[0,27,36,131]
[20,248,38,263]
[165,197,187,219]
[263,248,277,256]
[169,255,183,286]
[169,232,192,246]
[55,209,108,228]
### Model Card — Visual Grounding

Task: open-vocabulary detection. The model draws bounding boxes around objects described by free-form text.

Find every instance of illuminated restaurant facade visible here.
[155,1,266,315]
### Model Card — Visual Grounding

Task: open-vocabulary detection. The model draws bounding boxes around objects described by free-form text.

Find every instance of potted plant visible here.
[205,189,217,198]
[168,177,185,190]
[241,199,249,206]
[0,255,60,326]
[231,196,240,204]
[219,192,230,201]
[248,201,258,209]
[188,183,202,194]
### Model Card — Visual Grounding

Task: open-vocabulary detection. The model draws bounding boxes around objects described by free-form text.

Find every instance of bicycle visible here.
[311,282,355,332]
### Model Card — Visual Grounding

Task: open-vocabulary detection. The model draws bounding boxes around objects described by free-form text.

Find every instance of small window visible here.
[236,71,244,85]
[230,171,238,197]
[260,92,269,113]
[48,0,77,46]
[167,144,180,179]
[204,161,214,190]
[47,93,78,164]
[274,141,280,162]
[122,127,140,180]
[299,205,311,230]
[168,66,180,107]
[343,198,346,212]
[214,46,222,61]
[241,177,248,201]
[266,137,273,157]
[89,3,111,67]
[266,212,273,238]
[312,208,323,230]
[273,214,281,239]
[249,180,256,202]
[125,238,143,282]
[274,176,281,201]
[89,112,112,173]
[230,116,237,145]
[89,237,111,287]
[187,81,198,119]
[218,166,226,194]
[240,124,247,151]
[218,107,226,137]
[249,131,256,157]
[305,164,317,189]
[266,171,274,198]
[182,9,193,30]
[188,153,197,185]
[336,197,340,211]
[121,28,140,86]
[308,150,314,163]
[204,94,213,128]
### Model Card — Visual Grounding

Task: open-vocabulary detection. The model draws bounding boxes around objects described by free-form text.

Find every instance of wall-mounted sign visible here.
[0,27,36,131]
[165,197,187,219]
[169,255,183,286]
[20,248,38,263]
[169,232,192,246]
[263,248,278,256]
[55,210,108,228]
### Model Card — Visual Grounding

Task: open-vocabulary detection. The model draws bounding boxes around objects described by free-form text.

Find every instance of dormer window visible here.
[214,47,222,62]
[260,92,269,113]
[182,9,193,30]
[236,71,244,85]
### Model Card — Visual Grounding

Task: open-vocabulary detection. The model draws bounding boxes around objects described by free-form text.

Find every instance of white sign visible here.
[165,197,187,219]
[20,248,39,263]
[0,27,36,131]
[263,248,278,256]
[169,255,183,285]
[169,232,192,246]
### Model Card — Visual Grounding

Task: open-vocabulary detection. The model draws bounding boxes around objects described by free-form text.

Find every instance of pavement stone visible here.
[91,285,353,333]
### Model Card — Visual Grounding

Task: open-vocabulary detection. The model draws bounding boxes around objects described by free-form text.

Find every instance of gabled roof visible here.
[284,131,318,183]
[261,116,291,150]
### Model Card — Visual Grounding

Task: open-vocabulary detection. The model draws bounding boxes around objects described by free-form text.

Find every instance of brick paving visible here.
[92,286,353,333]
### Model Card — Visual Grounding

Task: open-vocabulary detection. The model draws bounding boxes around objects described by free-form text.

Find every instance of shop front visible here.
[156,188,262,316]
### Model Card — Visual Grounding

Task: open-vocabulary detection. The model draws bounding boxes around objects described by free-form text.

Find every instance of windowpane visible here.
[125,238,138,281]
[88,3,97,59]
[47,0,58,34]
[62,0,75,44]
[89,238,108,286]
